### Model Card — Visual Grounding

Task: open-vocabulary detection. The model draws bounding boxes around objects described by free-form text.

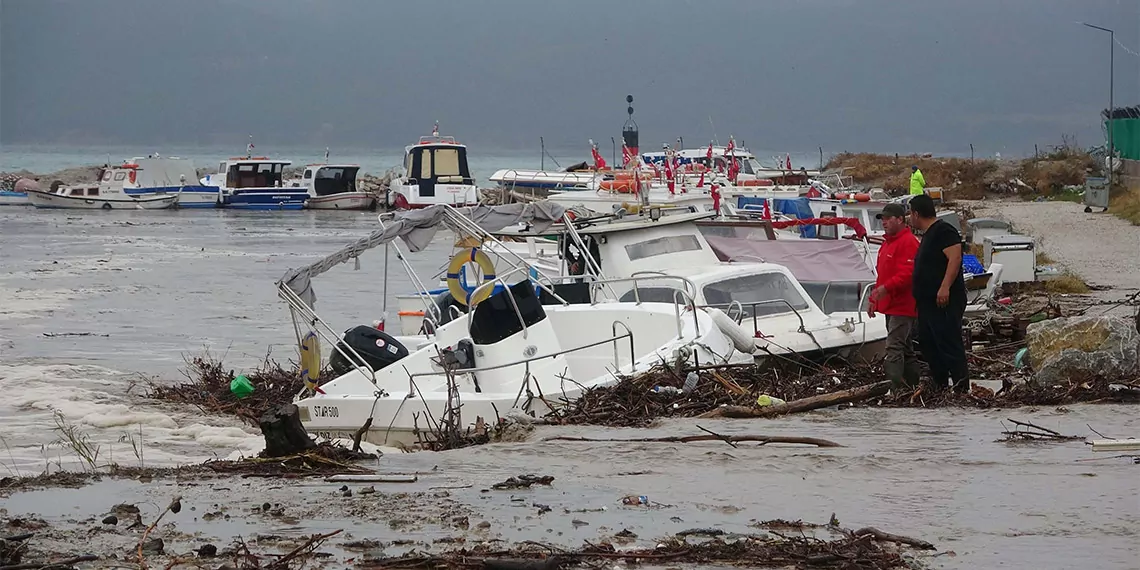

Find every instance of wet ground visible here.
[2,208,1139,569]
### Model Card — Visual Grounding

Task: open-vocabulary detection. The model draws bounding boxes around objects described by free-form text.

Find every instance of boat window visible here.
[738,159,756,175]
[702,273,810,317]
[433,148,461,178]
[624,235,703,261]
[618,286,682,304]
[102,171,112,182]
[86,188,98,196]
[420,150,432,180]
[113,172,126,181]
[866,211,883,232]
[69,188,83,196]
[303,170,312,180]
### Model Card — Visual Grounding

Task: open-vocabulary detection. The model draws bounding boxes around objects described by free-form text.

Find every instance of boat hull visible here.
[27,190,177,210]
[0,191,30,206]
[306,192,376,210]
[223,189,308,210]
[125,186,221,208]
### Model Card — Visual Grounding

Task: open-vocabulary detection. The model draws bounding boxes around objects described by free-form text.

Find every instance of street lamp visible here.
[1082,22,1115,194]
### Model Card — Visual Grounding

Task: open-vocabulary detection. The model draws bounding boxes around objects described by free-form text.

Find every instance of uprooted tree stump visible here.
[259,404,317,458]
[701,381,891,419]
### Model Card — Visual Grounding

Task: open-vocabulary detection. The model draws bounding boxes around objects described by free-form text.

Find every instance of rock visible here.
[359,486,376,495]
[101,515,118,525]
[197,544,218,558]
[141,538,165,555]
[342,489,353,498]
[1026,316,1140,384]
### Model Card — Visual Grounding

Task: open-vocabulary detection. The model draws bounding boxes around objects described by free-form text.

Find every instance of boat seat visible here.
[438,175,463,183]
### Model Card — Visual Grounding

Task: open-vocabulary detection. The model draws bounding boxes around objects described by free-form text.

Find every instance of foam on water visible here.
[0,362,264,473]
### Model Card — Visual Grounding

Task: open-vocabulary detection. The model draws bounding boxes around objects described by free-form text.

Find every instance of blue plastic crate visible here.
[962,254,984,275]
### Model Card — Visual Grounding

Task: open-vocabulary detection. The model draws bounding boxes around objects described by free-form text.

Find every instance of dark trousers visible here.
[916,297,969,392]
[884,315,921,388]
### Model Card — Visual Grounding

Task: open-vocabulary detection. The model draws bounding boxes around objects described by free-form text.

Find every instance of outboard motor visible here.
[328,325,409,376]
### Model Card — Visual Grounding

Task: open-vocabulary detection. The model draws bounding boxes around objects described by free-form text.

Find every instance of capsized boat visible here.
[288,164,375,210]
[388,128,479,209]
[278,203,748,447]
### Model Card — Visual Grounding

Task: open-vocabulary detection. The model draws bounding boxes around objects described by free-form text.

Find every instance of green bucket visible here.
[230,375,254,399]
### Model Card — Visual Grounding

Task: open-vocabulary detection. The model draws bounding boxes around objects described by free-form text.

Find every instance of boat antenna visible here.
[324,147,330,164]
[708,116,719,146]
[247,135,255,159]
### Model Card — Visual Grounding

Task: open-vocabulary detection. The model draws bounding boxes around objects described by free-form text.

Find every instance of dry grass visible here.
[1035,252,1054,265]
[1111,186,1140,226]
[1043,272,1090,295]
[826,144,1097,200]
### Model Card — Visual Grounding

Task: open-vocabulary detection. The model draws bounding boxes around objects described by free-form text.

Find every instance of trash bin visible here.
[1084,176,1109,213]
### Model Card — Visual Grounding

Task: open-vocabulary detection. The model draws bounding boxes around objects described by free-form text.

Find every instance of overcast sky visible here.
[2,0,1138,156]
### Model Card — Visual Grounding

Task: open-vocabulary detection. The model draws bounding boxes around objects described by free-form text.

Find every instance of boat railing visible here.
[815,281,876,322]
[278,283,382,388]
[583,273,701,337]
[699,299,807,337]
[493,169,598,191]
[402,322,637,401]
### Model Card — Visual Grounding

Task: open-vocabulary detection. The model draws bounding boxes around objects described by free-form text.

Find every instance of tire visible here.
[102,203,112,210]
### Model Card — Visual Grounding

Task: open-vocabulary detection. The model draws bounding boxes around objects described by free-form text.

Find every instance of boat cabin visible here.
[403,136,474,198]
[299,165,360,196]
[215,158,291,189]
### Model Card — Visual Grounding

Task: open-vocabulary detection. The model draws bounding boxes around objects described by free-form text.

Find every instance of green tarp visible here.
[1105,118,1140,160]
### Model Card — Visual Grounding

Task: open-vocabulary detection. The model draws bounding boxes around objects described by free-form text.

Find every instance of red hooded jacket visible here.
[871,230,919,317]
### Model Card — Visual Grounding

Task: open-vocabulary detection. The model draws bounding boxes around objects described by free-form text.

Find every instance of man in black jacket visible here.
[908,195,969,393]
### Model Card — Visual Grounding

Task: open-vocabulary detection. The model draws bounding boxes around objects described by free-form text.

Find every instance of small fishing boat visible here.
[201,153,308,210]
[117,156,219,208]
[278,203,748,447]
[27,163,178,210]
[388,126,480,209]
[0,178,37,206]
[288,164,375,210]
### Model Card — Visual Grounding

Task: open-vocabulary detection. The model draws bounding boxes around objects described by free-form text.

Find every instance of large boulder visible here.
[1026,315,1140,385]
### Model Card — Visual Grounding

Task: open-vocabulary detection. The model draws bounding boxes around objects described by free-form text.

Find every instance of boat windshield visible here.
[228,162,286,188]
[702,273,810,317]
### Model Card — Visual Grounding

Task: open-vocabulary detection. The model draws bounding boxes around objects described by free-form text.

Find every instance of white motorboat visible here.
[278,202,747,447]
[481,209,889,360]
[288,164,376,210]
[27,163,179,210]
[388,128,479,209]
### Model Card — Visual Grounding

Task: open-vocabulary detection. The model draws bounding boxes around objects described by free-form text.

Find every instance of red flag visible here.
[697,169,705,188]
[664,155,675,195]
[706,143,714,161]
[724,138,735,156]
[763,198,772,220]
[785,153,792,170]
[621,144,632,167]
[591,143,607,170]
[710,184,721,213]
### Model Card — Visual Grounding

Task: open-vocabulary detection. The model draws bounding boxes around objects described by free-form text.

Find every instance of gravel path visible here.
[967,199,1140,311]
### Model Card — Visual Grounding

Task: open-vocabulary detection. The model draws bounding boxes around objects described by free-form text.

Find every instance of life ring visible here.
[128,171,137,184]
[599,179,636,193]
[446,248,497,306]
[834,192,850,200]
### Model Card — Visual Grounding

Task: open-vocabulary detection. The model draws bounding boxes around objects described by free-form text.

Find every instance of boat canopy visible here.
[280,201,566,308]
[703,237,875,283]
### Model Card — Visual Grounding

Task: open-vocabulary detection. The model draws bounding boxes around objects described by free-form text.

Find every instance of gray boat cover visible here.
[280,201,566,308]
[703,236,876,283]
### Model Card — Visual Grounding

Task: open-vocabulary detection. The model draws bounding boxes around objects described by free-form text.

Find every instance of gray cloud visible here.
[2,0,1137,156]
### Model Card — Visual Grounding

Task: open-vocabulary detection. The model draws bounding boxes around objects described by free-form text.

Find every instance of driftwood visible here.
[853,527,936,550]
[259,404,317,458]
[0,555,99,570]
[700,381,891,419]
[543,434,842,448]
[1000,418,1084,442]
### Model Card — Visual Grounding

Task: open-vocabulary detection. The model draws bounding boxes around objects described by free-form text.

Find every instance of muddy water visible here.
[1,209,1138,569]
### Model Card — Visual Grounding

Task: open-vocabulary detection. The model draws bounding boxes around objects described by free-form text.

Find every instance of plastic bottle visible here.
[755,394,786,407]
[230,375,255,399]
[682,371,700,394]
[652,386,683,395]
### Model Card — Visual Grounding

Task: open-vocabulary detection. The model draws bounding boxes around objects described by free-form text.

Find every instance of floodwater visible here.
[1,208,1138,569]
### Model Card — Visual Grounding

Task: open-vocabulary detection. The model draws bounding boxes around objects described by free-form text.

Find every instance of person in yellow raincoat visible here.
[909,165,926,196]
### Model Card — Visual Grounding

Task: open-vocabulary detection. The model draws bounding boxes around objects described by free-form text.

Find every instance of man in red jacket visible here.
[868,203,921,388]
